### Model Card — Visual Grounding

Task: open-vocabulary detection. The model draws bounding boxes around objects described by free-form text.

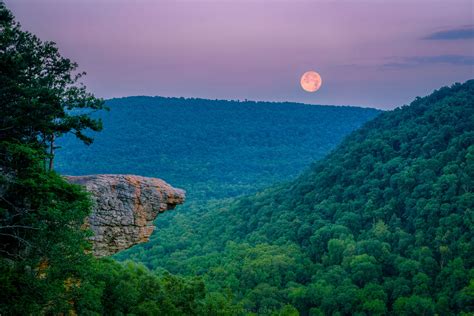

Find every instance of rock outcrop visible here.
[66,174,185,257]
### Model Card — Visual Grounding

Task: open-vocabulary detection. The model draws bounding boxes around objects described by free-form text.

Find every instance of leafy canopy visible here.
[118,80,474,315]
[0,2,105,149]
[1,4,232,314]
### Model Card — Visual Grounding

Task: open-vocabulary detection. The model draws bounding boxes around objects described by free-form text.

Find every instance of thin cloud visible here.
[424,26,474,40]
[382,55,474,68]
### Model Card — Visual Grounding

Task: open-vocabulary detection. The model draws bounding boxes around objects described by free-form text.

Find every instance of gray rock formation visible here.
[66,174,185,257]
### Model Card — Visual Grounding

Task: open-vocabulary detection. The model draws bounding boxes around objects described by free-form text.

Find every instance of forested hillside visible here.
[56,97,379,200]
[4,1,472,314]
[0,5,239,314]
[118,81,474,315]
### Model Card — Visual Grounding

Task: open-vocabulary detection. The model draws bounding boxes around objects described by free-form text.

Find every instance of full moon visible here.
[300,71,322,92]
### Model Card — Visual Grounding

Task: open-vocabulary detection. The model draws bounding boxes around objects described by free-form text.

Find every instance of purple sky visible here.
[6,0,474,109]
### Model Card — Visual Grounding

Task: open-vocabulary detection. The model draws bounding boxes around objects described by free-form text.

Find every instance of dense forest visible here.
[56,96,379,200]
[1,2,473,315]
[117,80,474,315]
[0,5,238,314]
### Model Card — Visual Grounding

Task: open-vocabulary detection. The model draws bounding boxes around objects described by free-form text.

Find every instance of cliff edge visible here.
[66,174,185,257]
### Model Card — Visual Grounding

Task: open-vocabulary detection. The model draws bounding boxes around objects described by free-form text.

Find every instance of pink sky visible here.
[7,0,474,109]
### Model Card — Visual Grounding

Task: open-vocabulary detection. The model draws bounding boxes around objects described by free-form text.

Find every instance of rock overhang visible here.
[66,174,185,257]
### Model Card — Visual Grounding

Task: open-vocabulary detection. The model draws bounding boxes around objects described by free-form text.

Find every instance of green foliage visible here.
[56,96,379,200]
[0,2,105,170]
[0,2,104,306]
[74,258,238,315]
[0,142,95,314]
[0,4,240,315]
[116,81,474,314]
[55,95,378,315]
[3,3,472,315]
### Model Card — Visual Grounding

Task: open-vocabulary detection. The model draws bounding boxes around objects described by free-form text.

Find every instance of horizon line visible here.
[105,95,386,111]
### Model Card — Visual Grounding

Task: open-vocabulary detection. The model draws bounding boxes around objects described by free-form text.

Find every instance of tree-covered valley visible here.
[1,2,473,315]
[113,81,474,315]
[56,82,474,314]
[56,96,379,201]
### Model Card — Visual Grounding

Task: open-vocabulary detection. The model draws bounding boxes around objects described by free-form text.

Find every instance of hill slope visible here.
[56,97,379,200]
[119,81,474,315]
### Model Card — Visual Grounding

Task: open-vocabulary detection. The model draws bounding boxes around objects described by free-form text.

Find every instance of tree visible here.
[393,295,435,316]
[0,1,107,256]
[0,3,105,170]
[0,142,96,314]
[0,3,105,313]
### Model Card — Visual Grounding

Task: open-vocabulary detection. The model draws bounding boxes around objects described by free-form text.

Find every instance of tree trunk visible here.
[48,135,55,171]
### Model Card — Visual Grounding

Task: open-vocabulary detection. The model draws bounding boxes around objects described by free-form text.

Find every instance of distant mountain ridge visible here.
[109,95,378,110]
[57,96,380,200]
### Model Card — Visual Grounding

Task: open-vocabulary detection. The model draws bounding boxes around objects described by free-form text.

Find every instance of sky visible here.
[6,0,474,109]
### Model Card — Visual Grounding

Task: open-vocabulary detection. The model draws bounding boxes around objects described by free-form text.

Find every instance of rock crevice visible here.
[66,174,185,257]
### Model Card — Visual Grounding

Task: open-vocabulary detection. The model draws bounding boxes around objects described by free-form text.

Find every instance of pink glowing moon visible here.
[300,71,322,92]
